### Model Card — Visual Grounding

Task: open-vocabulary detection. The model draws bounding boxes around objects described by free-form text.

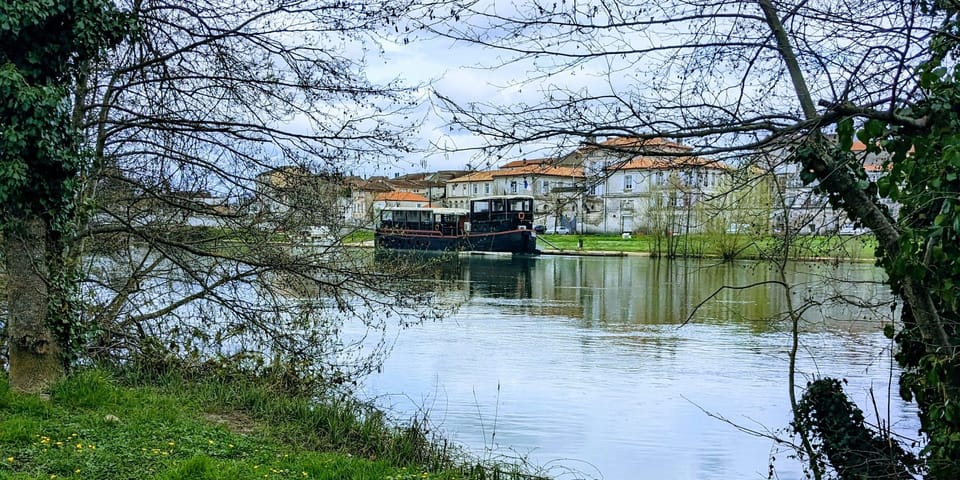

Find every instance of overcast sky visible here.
[367,19,612,177]
[366,36,518,176]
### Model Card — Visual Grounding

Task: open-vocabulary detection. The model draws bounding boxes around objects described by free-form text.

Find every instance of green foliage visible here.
[0,0,129,82]
[0,0,130,366]
[831,7,960,477]
[0,0,129,225]
[0,416,44,445]
[793,378,918,480]
[0,368,536,480]
[50,370,121,409]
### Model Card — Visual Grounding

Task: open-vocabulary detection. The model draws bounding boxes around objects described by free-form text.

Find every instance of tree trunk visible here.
[758,0,951,351]
[6,216,63,393]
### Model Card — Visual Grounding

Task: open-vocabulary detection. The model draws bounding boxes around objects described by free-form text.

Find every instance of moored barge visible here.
[374,195,538,254]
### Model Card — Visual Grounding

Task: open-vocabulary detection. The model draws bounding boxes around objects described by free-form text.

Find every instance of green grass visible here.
[537,233,877,260]
[536,234,656,253]
[342,229,374,244]
[0,370,541,480]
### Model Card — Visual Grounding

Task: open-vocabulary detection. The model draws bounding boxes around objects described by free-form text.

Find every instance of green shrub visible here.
[51,369,120,409]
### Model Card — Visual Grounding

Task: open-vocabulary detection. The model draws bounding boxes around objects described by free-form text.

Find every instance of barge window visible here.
[404,211,418,229]
[394,210,408,228]
[509,198,531,212]
[472,201,490,213]
[491,199,505,212]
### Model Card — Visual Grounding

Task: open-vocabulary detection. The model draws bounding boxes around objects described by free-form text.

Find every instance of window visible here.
[484,183,490,194]
[541,180,550,194]
[656,171,664,185]
[473,184,478,195]
[624,174,634,191]
[510,181,518,193]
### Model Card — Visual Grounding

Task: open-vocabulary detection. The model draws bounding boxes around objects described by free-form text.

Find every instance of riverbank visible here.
[535,233,877,260]
[0,369,544,480]
[350,231,878,261]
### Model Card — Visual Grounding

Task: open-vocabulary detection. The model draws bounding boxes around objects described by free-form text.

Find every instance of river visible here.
[361,254,919,480]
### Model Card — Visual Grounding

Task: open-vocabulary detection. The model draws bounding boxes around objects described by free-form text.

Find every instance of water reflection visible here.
[439,255,892,333]
[364,255,912,480]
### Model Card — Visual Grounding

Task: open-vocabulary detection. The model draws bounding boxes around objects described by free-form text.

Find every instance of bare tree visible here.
[73,0,463,390]
[415,0,954,476]
[3,0,458,393]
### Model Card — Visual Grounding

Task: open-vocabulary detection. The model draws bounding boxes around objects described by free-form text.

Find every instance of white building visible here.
[445,162,586,231]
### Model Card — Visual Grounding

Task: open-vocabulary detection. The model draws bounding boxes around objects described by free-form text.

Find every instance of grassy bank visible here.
[343,229,876,260]
[0,369,542,480]
[537,233,878,260]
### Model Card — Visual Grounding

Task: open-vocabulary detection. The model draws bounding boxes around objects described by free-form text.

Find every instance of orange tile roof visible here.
[494,164,585,178]
[500,158,552,168]
[597,137,691,152]
[374,191,429,202]
[449,171,496,182]
[608,155,728,171]
[449,164,585,183]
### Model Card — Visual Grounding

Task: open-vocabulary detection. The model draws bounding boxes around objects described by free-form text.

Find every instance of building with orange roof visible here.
[373,191,430,210]
[754,134,899,236]
[442,163,586,231]
[528,136,734,234]
[500,158,552,169]
[594,153,730,234]
[444,165,584,206]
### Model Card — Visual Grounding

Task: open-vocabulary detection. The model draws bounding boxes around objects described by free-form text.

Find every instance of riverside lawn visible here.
[351,229,877,260]
[538,233,877,259]
[0,369,542,480]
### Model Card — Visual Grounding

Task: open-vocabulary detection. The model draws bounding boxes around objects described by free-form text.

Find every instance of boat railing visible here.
[377,225,465,236]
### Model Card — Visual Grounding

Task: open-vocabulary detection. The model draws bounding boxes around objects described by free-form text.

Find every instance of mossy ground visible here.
[0,369,536,480]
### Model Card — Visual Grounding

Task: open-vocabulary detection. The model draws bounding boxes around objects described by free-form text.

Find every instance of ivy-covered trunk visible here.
[5,216,62,392]
[0,0,128,393]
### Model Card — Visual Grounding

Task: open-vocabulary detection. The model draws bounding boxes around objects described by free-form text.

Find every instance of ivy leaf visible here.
[837,118,854,151]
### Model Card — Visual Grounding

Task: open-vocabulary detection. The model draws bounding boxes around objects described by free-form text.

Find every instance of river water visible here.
[360,254,920,480]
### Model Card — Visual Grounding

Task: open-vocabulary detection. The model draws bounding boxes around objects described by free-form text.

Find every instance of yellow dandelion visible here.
[6,457,13,463]
[208,440,214,445]
[302,472,308,477]
[74,469,81,474]
[167,441,175,446]
[76,443,83,449]
[55,441,63,447]
[228,444,234,448]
